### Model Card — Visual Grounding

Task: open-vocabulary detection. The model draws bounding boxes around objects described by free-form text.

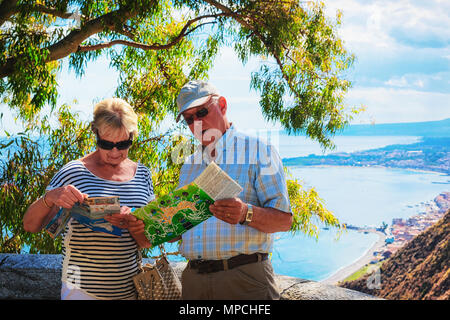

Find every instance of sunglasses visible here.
[96,133,133,150]
[183,107,209,125]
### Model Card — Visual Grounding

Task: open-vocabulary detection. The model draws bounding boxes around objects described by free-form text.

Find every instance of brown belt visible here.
[188,253,268,274]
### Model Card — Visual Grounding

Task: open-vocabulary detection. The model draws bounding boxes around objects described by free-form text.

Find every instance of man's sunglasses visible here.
[96,133,133,150]
[183,107,209,125]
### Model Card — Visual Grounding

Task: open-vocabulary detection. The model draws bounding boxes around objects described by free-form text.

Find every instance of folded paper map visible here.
[132,162,243,247]
[45,196,121,238]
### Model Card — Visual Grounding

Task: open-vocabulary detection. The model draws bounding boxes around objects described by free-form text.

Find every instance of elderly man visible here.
[176,80,292,300]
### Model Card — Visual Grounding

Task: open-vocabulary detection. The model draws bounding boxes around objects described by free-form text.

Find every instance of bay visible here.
[266,134,449,281]
[270,165,448,281]
[287,166,449,227]
[272,229,379,281]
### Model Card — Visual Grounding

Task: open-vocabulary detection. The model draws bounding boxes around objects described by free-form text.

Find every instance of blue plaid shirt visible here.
[178,125,291,260]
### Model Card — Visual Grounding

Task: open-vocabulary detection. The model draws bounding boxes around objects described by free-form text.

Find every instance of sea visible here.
[2,134,449,282]
[271,134,449,281]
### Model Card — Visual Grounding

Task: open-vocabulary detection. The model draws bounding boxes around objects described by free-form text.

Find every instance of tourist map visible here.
[132,162,243,247]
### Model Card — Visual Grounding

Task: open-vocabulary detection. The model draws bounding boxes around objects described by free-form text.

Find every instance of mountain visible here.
[339,210,450,300]
[338,118,450,136]
[281,118,450,137]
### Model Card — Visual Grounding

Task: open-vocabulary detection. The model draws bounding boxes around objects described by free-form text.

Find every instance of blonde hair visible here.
[91,98,138,137]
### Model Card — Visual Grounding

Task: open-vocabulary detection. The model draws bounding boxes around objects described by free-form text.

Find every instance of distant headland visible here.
[283,137,450,175]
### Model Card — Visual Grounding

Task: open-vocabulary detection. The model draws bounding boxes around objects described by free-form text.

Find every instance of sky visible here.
[1,0,449,134]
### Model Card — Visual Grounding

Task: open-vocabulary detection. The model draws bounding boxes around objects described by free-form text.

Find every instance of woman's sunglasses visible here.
[183,107,209,125]
[96,133,133,150]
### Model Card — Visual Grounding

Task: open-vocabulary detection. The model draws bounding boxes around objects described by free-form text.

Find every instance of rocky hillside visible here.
[339,210,449,300]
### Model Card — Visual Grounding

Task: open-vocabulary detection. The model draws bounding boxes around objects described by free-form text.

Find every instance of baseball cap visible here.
[176,80,220,122]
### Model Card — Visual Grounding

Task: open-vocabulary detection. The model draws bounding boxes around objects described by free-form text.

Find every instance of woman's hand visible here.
[46,185,89,209]
[24,185,88,233]
[105,206,133,228]
[105,207,152,248]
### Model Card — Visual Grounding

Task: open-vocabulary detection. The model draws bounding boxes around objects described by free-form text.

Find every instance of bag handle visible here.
[147,243,180,260]
[136,248,144,272]
[159,244,167,257]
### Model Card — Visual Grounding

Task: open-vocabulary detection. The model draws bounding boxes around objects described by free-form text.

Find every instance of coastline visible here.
[320,191,450,285]
[289,163,449,177]
[320,230,386,285]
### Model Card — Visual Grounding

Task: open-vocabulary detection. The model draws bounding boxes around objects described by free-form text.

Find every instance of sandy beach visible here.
[320,193,449,286]
[320,231,387,285]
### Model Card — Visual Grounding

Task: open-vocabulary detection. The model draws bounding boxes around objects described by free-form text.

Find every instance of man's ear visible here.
[218,96,227,115]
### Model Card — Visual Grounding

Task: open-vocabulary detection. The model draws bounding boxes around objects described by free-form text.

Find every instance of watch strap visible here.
[240,203,253,226]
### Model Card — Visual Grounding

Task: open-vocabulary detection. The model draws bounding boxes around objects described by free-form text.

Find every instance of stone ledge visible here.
[0,254,381,300]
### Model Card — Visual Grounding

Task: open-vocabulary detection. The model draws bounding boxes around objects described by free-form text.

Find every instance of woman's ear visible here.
[91,122,97,135]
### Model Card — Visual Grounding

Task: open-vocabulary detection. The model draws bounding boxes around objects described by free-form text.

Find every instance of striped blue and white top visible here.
[47,160,154,300]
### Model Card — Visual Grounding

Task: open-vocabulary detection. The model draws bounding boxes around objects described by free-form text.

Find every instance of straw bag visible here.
[133,245,182,300]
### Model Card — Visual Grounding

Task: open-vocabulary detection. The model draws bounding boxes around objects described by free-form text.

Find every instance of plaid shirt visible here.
[178,125,291,260]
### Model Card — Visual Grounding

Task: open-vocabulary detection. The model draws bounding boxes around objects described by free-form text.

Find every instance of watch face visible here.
[245,205,253,223]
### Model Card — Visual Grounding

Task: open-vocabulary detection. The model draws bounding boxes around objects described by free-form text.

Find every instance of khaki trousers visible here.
[181,259,280,300]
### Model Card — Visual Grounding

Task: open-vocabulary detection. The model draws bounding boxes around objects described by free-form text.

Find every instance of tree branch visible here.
[0,8,224,79]
[0,6,138,79]
[78,14,222,53]
[16,3,75,19]
[0,1,85,26]
[47,8,137,61]
[77,39,155,51]
[0,0,18,26]
[203,0,299,96]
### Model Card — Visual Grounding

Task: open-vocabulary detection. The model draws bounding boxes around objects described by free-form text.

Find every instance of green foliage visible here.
[1,0,358,145]
[0,0,350,254]
[245,1,358,149]
[0,104,95,253]
[342,261,382,283]
[1,128,64,253]
[285,168,344,240]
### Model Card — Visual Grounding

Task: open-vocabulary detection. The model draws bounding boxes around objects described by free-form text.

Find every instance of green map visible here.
[132,182,215,247]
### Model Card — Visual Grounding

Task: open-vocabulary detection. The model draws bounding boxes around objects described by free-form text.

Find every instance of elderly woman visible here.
[23,98,153,300]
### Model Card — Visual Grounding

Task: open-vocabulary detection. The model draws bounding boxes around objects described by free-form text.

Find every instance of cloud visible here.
[384,76,410,88]
[346,86,450,124]
[323,0,450,114]
[326,0,450,50]
[383,72,449,91]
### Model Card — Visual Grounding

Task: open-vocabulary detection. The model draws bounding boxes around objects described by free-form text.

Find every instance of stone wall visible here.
[0,254,381,300]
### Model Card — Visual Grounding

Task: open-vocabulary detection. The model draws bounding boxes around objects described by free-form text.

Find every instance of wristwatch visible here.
[240,204,253,226]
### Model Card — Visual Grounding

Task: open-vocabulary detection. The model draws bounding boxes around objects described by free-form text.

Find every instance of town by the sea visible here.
[272,133,449,281]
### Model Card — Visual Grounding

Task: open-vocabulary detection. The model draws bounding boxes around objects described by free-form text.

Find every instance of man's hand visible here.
[209,198,247,225]
[210,199,293,233]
